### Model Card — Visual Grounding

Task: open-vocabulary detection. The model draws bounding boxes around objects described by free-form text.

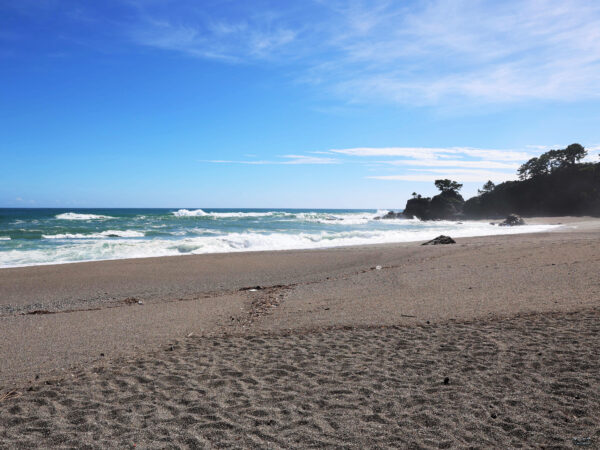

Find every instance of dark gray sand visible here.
[1,310,599,448]
[1,217,599,448]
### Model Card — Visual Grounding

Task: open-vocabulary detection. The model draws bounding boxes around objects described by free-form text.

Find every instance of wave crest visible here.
[172,209,208,217]
[55,212,113,220]
[43,230,144,239]
[2,221,561,268]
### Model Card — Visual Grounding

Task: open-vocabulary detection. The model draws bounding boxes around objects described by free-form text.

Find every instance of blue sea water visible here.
[0,208,558,268]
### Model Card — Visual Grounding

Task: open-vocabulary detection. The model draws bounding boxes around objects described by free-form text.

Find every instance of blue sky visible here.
[1,0,600,208]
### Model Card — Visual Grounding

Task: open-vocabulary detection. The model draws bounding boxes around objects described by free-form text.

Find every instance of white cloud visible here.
[322,0,600,105]
[280,154,339,164]
[15,1,600,107]
[329,146,532,161]
[200,142,599,183]
[369,170,517,183]
[131,12,298,62]
[340,146,530,182]
[141,0,600,105]
[378,159,519,170]
[201,145,541,178]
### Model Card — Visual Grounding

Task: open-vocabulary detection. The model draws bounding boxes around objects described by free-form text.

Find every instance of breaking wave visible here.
[170,209,393,224]
[172,209,209,217]
[55,213,114,220]
[1,222,559,268]
[43,230,145,239]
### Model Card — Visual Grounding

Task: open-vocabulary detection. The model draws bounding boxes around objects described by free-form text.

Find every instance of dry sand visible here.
[1,217,599,448]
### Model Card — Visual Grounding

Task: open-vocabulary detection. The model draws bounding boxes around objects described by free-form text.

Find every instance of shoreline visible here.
[0,215,593,270]
[1,217,599,447]
[1,217,599,382]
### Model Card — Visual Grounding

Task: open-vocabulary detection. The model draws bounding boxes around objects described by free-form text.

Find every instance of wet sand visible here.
[1,217,599,447]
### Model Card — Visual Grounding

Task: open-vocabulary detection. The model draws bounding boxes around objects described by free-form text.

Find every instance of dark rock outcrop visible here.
[403,191,465,221]
[402,197,431,220]
[428,191,465,220]
[498,214,525,226]
[422,235,456,245]
[463,163,600,218]
[374,211,403,220]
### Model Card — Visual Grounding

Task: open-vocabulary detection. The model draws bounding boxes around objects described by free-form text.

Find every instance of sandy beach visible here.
[1,217,599,448]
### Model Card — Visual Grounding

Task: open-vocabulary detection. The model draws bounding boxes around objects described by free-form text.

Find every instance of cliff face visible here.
[402,197,431,219]
[429,191,465,219]
[402,162,600,220]
[463,163,600,218]
[403,191,464,220]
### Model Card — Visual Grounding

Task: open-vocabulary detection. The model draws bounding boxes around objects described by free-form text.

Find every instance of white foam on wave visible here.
[1,221,560,268]
[43,230,144,239]
[0,236,10,241]
[212,211,286,218]
[55,212,114,220]
[172,209,209,217]
[173,209,290,218]
[171,209,392,223]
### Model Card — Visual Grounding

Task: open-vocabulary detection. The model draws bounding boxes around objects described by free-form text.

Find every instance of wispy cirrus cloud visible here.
[4,1,600,107]
[329,147,531,161]
[202,145,531,182]
[377,159,519,170]
[368,170,518,183]
[129,3,301,62]
[202,143,599,182]
[320,0,600,105]
[328,145,530,182]
[126,0,600,105]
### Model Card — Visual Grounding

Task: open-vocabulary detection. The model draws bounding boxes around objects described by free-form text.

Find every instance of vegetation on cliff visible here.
[403,144,600,219]
[403,179,465,220]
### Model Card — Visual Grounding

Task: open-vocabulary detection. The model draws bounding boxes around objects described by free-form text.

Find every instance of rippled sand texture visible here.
[2,309,599,448]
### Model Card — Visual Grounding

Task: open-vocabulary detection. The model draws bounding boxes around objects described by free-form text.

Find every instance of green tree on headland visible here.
[434,179,463,194]
[405,143,599,220]
[563,143,587,166]
[518,144,587,180]
[462,142,600,218]
[478,180,495,195]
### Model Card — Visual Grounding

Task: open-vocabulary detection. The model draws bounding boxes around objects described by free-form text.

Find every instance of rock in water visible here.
[422,235,456,245]
[375,211,403,220]
[499,214,525,226]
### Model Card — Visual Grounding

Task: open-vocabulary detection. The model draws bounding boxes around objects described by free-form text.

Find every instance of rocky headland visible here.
[379,144,600,222]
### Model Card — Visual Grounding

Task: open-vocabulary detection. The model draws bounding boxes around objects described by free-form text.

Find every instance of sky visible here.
[1,0,600,209]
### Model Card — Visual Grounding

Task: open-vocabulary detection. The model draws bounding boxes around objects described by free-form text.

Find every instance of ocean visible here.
[0,208,558,268]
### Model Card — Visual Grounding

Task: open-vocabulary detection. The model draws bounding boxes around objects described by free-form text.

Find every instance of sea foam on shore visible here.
[0,208,559,267]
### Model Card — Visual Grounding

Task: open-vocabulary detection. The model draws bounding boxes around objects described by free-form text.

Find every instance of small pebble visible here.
[443,377,450,385]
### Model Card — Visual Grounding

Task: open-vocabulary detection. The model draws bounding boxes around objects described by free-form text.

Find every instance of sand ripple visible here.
[1,309,599,448]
